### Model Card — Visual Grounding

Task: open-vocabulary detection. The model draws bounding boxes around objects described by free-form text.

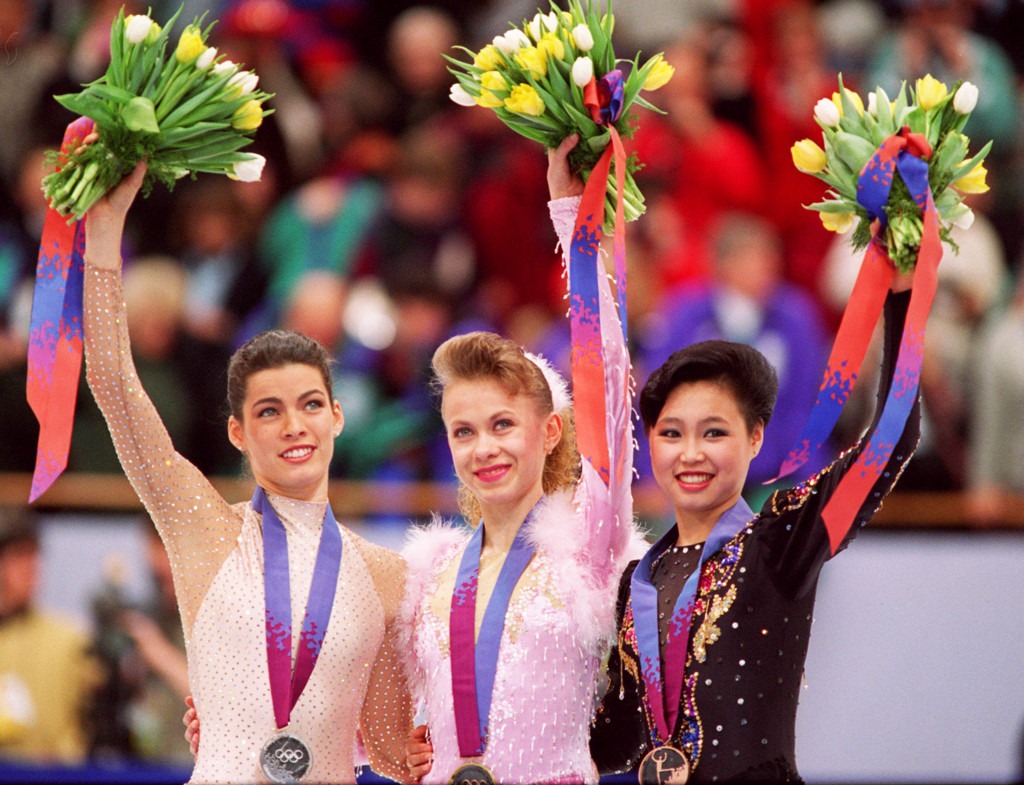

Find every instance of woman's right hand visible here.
[182,694,200,760]
[405,724,433,782]
[547,134,584,201]
[83,154,147,270]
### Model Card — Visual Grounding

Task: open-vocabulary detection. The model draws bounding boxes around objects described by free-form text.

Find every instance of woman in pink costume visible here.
[401,136,642,784]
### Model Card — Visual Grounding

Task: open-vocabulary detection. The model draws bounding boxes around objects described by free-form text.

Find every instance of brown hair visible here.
[431,332,580,523]
[227,329,335,421]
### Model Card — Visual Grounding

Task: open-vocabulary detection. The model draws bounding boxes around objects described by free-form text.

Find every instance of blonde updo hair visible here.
[432,332,580,524]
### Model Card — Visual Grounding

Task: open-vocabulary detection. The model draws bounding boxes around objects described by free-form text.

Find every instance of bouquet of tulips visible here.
[791,74,992,272]
[446,0,673,229]
[42,5,272,221]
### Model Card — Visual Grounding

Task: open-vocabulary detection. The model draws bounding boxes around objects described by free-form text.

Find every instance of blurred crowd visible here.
[0,0,1023,768]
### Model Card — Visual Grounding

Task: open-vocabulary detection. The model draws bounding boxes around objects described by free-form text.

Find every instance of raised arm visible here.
[760,269,921,595]
[83,161,238,632]
[547,136,635,583]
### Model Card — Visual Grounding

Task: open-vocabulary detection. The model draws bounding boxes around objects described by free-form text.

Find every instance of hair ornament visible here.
[524,350,572,413]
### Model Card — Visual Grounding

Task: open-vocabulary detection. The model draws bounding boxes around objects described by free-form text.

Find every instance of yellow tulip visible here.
[505,84,545,116]
[831,88,864,117]
[175,25,205,63]
[476,71,507,107]
[643,57,675,91]
[915,74,948,110]
[954,162,990,194]
[480,70,507,92]
[791,139,827,173]
[538,32,565,61]
[232,99,264,131]
[515,46,548,79]
[820,210,855,233]
[475,91,505,108]
[474,45,504,72]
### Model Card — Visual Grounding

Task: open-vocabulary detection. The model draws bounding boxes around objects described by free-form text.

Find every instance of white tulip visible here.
[230,70,259,95]
[571,56,594,87]
[867,92,879,117]
[572,23,594,51]
[449,83,476,107]
[541,11,558,32]
[233,154,266,183]
[213,59,237,76]
[814,97,840,128]
[125,14,154,44]
[953,81,979,114]
[952,206,975,230]
[196,46,217,69]
[505,29,530,50]
[528,14,543,40]
[492,34,514,55]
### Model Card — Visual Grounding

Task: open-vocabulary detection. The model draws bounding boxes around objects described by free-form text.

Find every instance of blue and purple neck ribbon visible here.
[773,126,939,552]
[449,512,537,757]
[26,117,95,502]
[630,498,752,747]
[258,488,342,731]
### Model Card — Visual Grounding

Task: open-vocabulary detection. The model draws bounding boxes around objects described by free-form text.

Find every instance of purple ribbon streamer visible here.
[630,498,752,744]
[257,487,343,731]
[450,511,537,757]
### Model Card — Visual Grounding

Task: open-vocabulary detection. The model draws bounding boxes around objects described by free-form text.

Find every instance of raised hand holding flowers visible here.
[445,0,672,229]
[773,75,993,488]
[42,5,273,221]
[791,75,991,272]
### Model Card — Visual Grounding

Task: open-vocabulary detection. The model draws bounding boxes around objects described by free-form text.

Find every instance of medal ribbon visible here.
[26,117,96,502]
[450,513,537,757]
[571,70,628,488]
[771,127,939,522]
[630,498,753,744]
[257,487,343,731]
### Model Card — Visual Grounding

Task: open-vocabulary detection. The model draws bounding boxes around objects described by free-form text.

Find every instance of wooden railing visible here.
[3,473,1023,528]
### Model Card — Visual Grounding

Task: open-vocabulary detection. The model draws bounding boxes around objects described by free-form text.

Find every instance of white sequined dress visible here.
[398,196,642,784]
[84,266,411,784]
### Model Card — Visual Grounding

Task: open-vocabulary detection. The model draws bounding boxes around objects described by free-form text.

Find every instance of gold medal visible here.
[638,745,690,784]
[449,762,496,785]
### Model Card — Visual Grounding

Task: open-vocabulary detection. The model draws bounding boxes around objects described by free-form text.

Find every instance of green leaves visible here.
[122,96,159,133]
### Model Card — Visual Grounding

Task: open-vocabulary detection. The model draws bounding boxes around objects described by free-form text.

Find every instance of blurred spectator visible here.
[69,256,199,473]
[627,35,767,298]
[749,0,846,304]
[820,197,1011,490]
[87,524,189,764]
[865,0,1020,158]
[167,178,267,348]
[0,507,97,763]
[0,0,68,185]
[637,212,832,506]
[966,274,1024,524]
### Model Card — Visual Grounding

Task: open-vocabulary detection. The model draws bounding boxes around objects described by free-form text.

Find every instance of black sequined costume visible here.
[591,292,920,783]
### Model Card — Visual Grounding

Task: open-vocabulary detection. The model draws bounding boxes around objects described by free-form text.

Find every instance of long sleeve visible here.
[549,196,636,585]
[83,265,239,633]
[590,561,647,774]
[352,536,415,784]
[759,290,922,596]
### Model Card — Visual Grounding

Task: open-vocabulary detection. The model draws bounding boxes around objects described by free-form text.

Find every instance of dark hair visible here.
[639,340,778,433]
[432,332,580,523]
[227,330,335,420]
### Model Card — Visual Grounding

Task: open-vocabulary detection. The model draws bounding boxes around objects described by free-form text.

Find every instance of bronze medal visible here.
[260,732,313,784]
[449,762,496,785]
[638,745,690,784]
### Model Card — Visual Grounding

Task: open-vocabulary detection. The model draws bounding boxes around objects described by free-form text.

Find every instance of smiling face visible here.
[441,377,561,526]
[648,380,763,538]
[227,363,343,502]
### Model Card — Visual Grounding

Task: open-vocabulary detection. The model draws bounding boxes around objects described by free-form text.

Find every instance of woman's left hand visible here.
[406,724,433,782]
